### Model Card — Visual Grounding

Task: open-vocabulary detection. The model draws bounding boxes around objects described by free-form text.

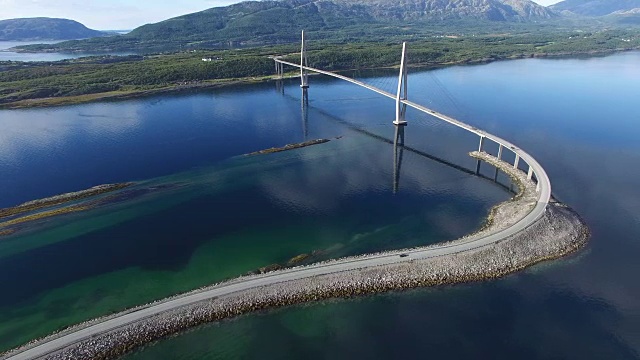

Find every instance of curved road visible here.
[3,67,551,360]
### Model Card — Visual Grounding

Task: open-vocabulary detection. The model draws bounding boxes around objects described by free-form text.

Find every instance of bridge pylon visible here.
[394,42,408,126]
[300,30,309,89]
[274,60,284,79]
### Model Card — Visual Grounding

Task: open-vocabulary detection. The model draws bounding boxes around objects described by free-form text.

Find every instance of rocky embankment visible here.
[466,151,538,237]
[40,204,587,360]
[1,152,589,360]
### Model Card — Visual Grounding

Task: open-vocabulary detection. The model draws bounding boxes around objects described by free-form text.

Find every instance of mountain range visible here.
[0,17,105,41]
[14,0,558,51]
[551,0,640,16]
[8,0,640,53]
[129,0,556,42]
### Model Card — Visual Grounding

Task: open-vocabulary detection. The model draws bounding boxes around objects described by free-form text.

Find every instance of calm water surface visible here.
[0,40,133,62]
[126,52,640,359]
[0,59,510,351]
[1,52,639,358]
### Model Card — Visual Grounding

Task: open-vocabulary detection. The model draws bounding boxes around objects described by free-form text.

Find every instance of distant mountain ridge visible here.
[14,0,559,52]
[130,0,556,35]
[0,17,104,41]
[550,0,640,16]
[329,0,556,20]
[123,0,556,45]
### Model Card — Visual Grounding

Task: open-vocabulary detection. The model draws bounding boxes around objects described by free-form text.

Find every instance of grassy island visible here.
[0,183,133,219]
[246,139,331,156]
[0,183,133,237]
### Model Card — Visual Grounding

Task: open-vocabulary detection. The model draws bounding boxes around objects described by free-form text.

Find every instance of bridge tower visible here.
[300,30,309,89]
[393,42,408,126]
[275,59,284,79]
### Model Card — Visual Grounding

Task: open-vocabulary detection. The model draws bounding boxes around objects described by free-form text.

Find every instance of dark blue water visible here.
[0,56,513,351]
[122,52,640,359]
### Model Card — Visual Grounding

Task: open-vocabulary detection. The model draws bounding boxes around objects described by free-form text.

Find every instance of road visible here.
[3,67,551,360]
[3,147,550,360]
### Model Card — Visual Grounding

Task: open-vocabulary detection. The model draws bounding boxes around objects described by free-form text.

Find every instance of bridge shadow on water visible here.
[282,84,518,197]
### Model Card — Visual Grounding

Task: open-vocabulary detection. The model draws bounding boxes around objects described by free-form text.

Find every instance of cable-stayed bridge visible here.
[3,31,555,360]
[273,31,550,207]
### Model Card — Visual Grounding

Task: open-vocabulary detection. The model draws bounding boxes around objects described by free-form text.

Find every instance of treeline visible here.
[1,29,639,106]
[299,30,640,70]
[0,53,274,103]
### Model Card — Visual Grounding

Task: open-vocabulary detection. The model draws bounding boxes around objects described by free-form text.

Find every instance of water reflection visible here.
[301,89,309,140]
[393,125,405,194]
[275,78,284,95]
[110,51,640,360]
[288,93,516,197]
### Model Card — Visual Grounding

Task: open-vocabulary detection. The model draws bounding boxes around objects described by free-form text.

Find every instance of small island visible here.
[0,183,132,220]
[0,183,133,236]
[246,139,331,156]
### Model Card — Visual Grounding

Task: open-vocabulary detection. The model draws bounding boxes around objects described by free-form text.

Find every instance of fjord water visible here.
[0,62,510,350]
[0,52,638,359]
[0,41,134,62]
[123,52,640,359]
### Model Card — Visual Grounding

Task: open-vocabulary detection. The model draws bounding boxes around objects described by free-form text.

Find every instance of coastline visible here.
[1,47,638,110]
[0,152,589,360]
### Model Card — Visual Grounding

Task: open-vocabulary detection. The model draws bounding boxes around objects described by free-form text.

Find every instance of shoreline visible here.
[0,152,589,360]
[1,47,638,110]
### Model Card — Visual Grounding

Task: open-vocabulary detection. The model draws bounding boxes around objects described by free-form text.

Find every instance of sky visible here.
[0,0,564,30]
[0,0,240,29]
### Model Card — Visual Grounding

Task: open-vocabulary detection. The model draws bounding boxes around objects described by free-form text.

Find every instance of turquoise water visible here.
[124,52,640,359]
[0,61,513,350]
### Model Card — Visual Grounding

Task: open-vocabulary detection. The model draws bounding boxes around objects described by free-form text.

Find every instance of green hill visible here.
[16,0,557,53]
[0,17,105,41]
